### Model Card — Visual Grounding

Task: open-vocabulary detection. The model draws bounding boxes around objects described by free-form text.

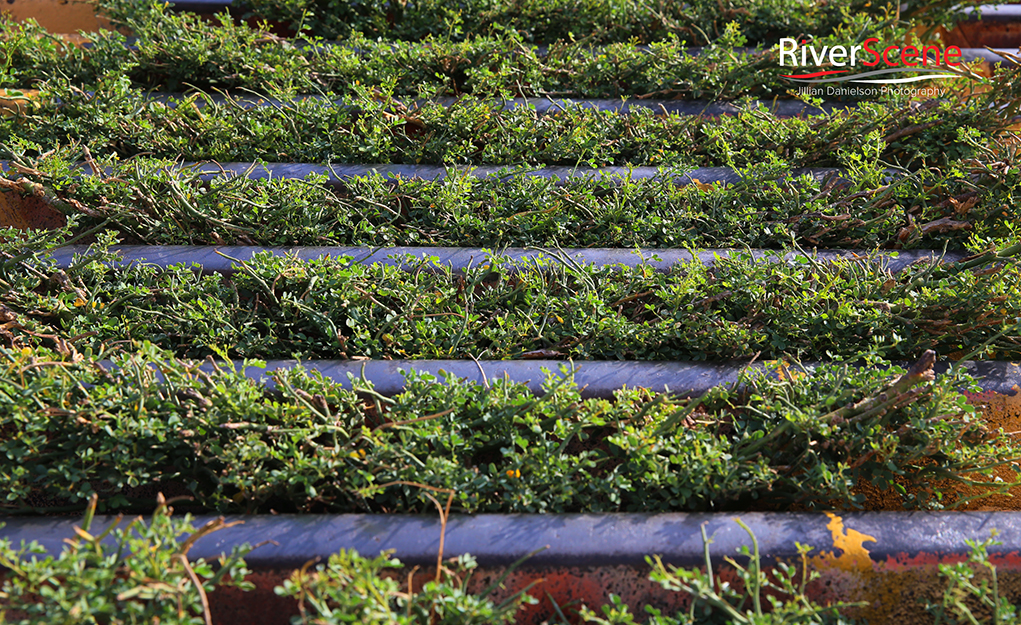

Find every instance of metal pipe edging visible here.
[93,358,1021,398]
[146,94,859,117]
[162,0,1021,23]
[5,511,1021,570]
[165,0,236,10]
[0,160,840,187]
[182,163,837,186]
[963,4,1021,21]
[46,245,971,275]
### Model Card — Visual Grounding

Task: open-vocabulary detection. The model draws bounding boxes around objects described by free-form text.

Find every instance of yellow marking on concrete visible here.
[815,512,877,572]
[807,513,918,623]
[762,359,806,382]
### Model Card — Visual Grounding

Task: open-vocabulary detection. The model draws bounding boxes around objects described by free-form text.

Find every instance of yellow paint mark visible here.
[805,514,906,622]
[768,359,805,382]
[690,178,714,192]
[813,512,876,572]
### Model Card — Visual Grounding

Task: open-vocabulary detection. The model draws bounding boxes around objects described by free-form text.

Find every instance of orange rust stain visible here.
[2,0,112,33]
[0,190,66,230]
[775,361,806,382]
[818,388,1021,620]
[0,189,65,231]
[947,386,1021,512]
[515,570,604,624]
[878,550,966,572]
[852,387,1021,513]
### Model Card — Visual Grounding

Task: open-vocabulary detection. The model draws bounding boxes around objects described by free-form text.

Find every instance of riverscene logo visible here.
[779,37,964,85]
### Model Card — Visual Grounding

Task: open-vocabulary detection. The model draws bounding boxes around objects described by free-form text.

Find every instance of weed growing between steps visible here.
[93,0,988,47]
[3,226,1021,362]
[3,0,942,98]
[0,339,1016,515]
[582,520,865,624]
[2,75,1016,170]
[581,522,1021,624]
[275,549,533,624]
[189,0,893,45]
[0,496,253,624]
[0,11,843,100]
[6,147,1021,251]
[0,495,532,624]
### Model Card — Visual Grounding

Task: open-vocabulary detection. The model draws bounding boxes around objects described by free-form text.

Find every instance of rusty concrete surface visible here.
[0,189,65,230]
[1,0,112,33]
[952,20,1021,48]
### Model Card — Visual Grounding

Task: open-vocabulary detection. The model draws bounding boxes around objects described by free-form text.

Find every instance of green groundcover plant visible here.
[0,496,253,624]
[0,339,1016,515]
[0,495,532,624]
[210,0,891,45]
[2,0,1020,619]
[582,523,1021,624]
[276,549,534,624]
[2,76,1015,171]
[3,225,1021,362]
[0,0,989,101]
[92,0,993,46]
[2,5,919,100]
[4,146,1020,251]
[583,520,864,624]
